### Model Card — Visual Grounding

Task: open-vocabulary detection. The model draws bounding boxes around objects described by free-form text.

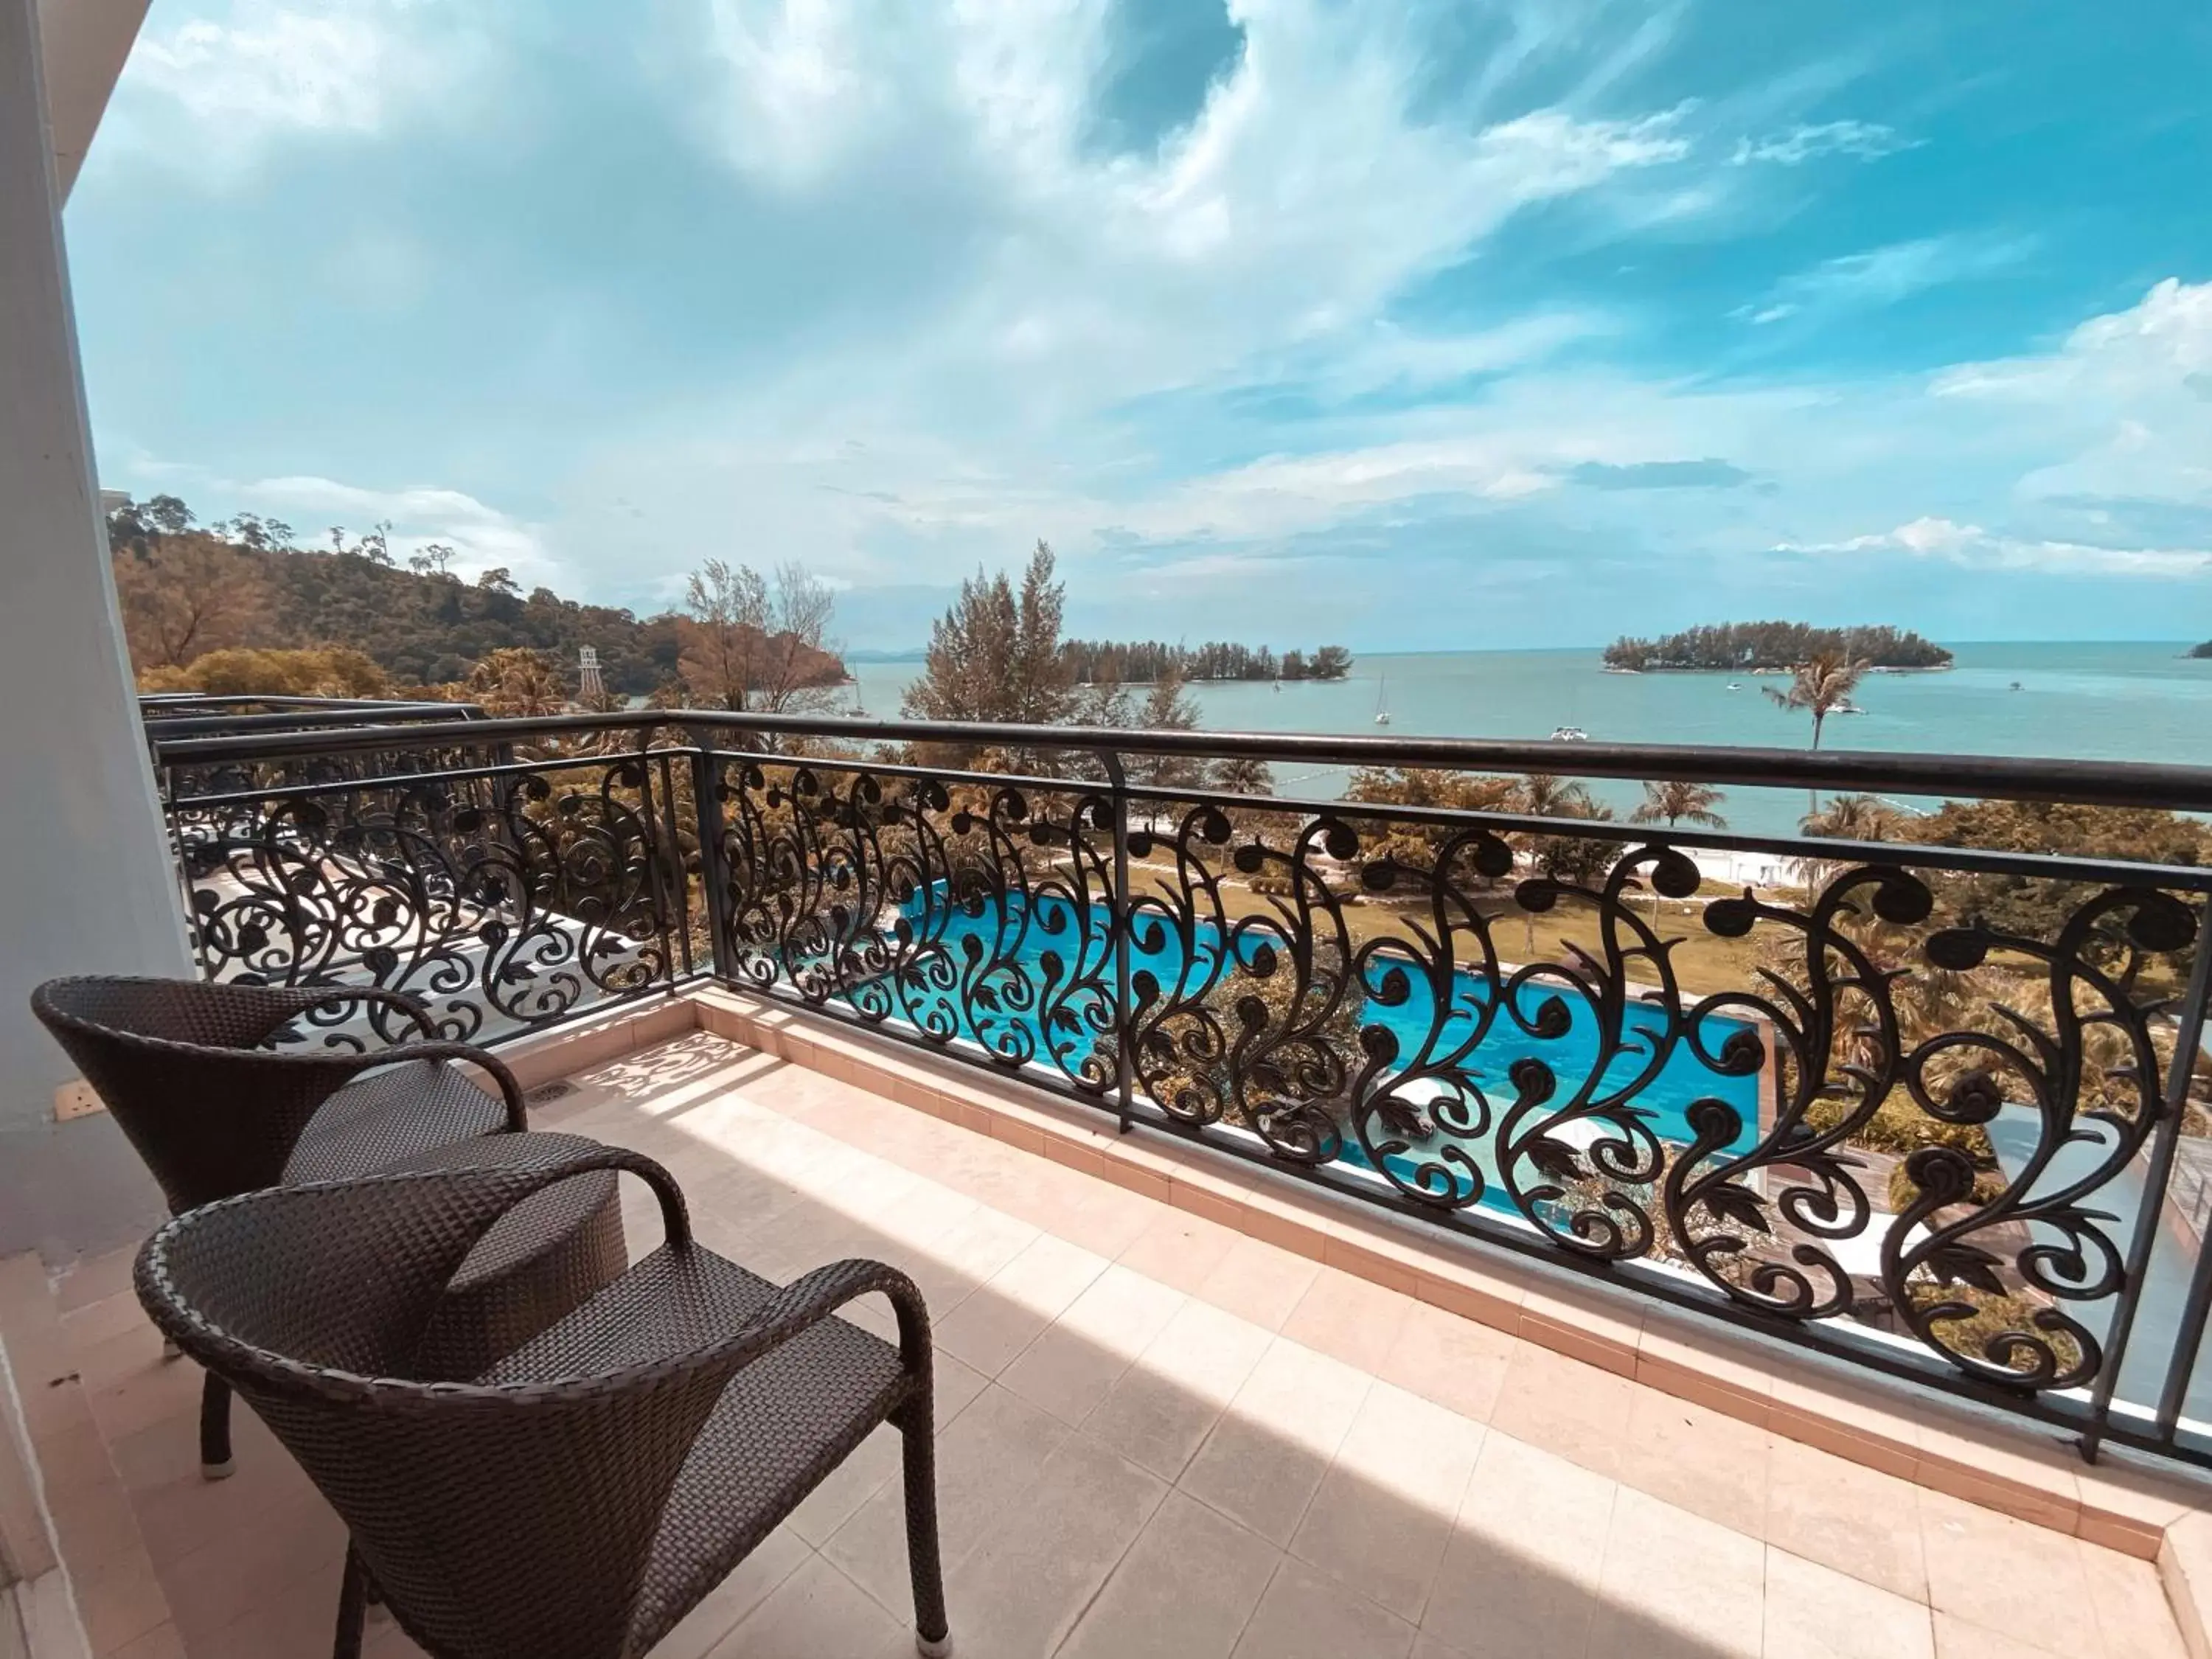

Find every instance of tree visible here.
[1764,650,1867,754]
[1213,754,1275,796]
[1794,793,1903,891]
[464,647,566,716]
[1132,666,1203,789]
[476,566,521,597]
[137,646,390,699]
[1629,781,1725,916]
[1905,799,2212,952]
[111,532,274,669]
[408,543,456,576]
[675,559,844,731]
[1765,649,1868,813]
[1307,645,1353,681]
[1517,774,1616,885]
[1630,779,1728,832]
[902,541,1075,767]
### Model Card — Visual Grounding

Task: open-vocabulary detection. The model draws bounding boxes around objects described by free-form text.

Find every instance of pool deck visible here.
[6,1013,2202,1658]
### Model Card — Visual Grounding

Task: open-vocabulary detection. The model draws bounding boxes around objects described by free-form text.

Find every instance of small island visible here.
[1062,639,1352,683]
[1604,622,1952,673]
[2189,641,2212,659]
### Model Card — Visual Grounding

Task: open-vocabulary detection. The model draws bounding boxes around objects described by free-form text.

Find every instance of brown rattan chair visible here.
[29,975,550,1475]
[135,1133,952,1659]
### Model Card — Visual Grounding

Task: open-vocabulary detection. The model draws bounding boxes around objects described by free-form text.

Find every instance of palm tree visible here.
[1212,754,1274,796]
[1629,780,1728,917]
[1630,779,1728,832]
[1793,793,1902,891]
[1765,650,1867,810]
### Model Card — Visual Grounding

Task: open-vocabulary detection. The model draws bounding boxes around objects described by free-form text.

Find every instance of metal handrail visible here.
[147,705,2212,813]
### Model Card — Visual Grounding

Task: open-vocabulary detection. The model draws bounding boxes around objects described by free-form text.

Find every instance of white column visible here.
[1,0,189,1259]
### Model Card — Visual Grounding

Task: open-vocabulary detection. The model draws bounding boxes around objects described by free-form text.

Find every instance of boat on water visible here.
[1550,726,1587,742]
[1374,675,1391,726]
[1835,700,1868,716]
[1725,682,1742,692]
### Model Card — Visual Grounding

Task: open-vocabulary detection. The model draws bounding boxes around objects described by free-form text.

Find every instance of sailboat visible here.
[1373,675,1391,726]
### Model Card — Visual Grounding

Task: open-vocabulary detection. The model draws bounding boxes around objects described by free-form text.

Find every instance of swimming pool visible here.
[814,886,1763,1208]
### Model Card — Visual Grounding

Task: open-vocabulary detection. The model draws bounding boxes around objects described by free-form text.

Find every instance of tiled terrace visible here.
[7,1015,2203,1659]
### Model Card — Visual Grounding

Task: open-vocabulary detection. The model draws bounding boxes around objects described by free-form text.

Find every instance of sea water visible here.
[849,640,2212,839]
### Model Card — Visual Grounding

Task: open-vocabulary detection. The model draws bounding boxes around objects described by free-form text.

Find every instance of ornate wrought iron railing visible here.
[146,707,2212,1471]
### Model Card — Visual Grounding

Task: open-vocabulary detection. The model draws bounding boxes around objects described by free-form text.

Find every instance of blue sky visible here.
[66,0,2212,651]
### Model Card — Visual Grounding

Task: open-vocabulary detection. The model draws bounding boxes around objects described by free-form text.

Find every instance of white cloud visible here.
[1786,515,2212,579]
[1736,233,2034,325]
[1730,119,1916,167]
[102,1,477,178]
[125,469,560,585]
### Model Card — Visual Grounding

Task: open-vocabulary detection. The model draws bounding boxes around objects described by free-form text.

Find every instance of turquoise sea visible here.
[849,641,2212,840]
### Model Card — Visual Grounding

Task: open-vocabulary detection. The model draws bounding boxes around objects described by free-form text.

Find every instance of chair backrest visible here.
[31,976,371,1210]
[136,1135,720,1659]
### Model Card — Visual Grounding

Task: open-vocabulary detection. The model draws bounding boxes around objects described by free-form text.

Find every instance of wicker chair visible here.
[135,1133,952,1659]
[29,975,560,1476]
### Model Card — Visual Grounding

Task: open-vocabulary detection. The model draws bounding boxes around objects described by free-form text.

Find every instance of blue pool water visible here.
[841,888,1762,1207]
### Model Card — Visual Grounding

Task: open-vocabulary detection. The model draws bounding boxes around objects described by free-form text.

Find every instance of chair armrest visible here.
[323,1040,531,1131]
[728,1259,932,1380]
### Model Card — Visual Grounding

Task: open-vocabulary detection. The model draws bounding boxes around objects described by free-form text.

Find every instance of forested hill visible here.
[1603,622,1953,672]
[108,498,681,693]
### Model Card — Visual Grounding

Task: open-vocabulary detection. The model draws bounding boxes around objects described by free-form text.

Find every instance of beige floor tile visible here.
[999,1264,1186,1425]
[1287,1381,1486,1621]
[2079,1542,2187,1659]
[1195,1236,1322,1332]
[786,1425,902,1548]
[1082,1298,1274,1481]
[933,1233,1110,1377]
[1058,1489,1283,1659]
[1917,1489,2104,1659]
[1231,1557,1416,1659]
[1374,1298,1517,1424]
[648,1526,812,1659]
[1761,1435,1930,1603]
[1613,1385,1774,1534]
[1281,1265,1416,1374]
[709,1555,908,1659]
[1117,1208,1245,1295]
[941,1431,1169,1658]
[1423,1434,1615,1659]
[156,1484,347,1643]
[1930,1611,2071,1659]
[1761,1546,1935,1659]
[1180,1338,1374,1545]
[1588,1486,1764,1659]
[822,1384,1069,1618]
[108,1624,189,1659]
[1488,1340,1635,1480]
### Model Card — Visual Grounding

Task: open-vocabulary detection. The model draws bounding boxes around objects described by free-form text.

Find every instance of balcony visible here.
[4,997,2202,1658]
[10,705,2212,1655]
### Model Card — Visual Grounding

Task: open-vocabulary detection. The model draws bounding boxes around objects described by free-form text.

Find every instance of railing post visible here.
[2082,905,2212,1461]
[689,743,733,985]
[1101,748,1135,1134]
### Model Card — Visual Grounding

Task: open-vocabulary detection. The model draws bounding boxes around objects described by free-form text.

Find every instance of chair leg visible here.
[198,1373,234,1479]
[333,1543,367,1659]
[895,1397,951,1658]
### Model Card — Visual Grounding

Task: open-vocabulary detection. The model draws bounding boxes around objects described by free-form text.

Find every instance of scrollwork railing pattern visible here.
[703,755,2203,1404]
[174,758,674,1041]
[158,724,2211,1422]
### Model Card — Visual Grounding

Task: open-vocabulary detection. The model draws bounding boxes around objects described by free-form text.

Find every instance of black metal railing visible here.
[144,706,2212,1470]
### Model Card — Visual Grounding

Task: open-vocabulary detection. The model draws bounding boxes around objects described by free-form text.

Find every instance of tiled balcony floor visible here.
[44,1032,2192,1658]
